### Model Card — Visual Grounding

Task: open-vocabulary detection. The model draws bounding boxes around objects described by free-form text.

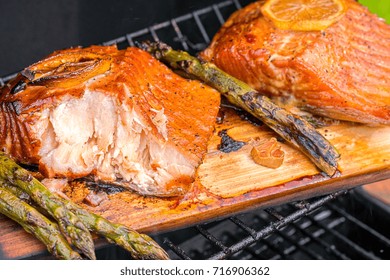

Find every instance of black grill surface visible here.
[93,188,390,260]
[161,188,390,260]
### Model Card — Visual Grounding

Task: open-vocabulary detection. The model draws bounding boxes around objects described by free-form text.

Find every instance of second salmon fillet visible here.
[201,0,390,125]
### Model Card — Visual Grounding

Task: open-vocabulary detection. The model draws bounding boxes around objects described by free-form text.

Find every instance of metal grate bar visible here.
[308,210,380,259]
[292,200,310,210]
[148,27,160,42]
[253,240,285,260]
[279,231,324,259]
[264,209,324,259]
[255,240,286,260]
[208,191,346,259]
[193,12,211,44]
[163,238,192,260]
[298,223,350,259]
[125,28,150,41]
[126,34,135,47]
[229,216,257,239]
[265,215,350,259]
[212,4,226,25]
[286,208,351,259]
[150,21,172,31]
[174,13,193,24]
[102,36,126,46]
[261,239,289,260]
[196,225,231,254]
[275,206,351,259]
[233,0,243,9]
[126,0,238,54]
[224,232,287,259]
[257,191,347,234]
[327,203,390,247]
[229,216,294,259]
[170,19,190,51]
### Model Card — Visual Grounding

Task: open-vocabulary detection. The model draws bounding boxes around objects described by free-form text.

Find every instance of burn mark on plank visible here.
[217,129,246,153]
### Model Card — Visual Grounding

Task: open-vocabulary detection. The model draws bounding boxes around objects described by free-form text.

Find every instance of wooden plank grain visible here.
[0,214,48,259]
[1,107,390,259]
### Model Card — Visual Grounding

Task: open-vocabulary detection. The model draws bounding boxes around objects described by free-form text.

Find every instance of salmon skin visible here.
[0,45,220,197]
[201,0,390,125]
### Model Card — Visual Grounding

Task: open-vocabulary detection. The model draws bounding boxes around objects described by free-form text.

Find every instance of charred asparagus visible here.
[0,152,95,259]
[54,197,170,260]
[140,41,339,176]
[0,186,82,260]
[0,152,169,260]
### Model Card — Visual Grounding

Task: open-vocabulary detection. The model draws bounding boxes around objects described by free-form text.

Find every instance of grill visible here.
[92,187,390,260]
[2,0,390,260]
[101,0,246,52]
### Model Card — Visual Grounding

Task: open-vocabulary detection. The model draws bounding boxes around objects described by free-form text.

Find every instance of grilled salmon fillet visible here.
[0,46,220,196]
[201,0,390,124]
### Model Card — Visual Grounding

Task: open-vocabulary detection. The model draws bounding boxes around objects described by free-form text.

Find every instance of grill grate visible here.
[3,0,390,260]
[101,0,246,53]
[91,187,390,260]
[156,189,390,260]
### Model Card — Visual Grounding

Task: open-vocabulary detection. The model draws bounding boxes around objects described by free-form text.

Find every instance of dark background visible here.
[0,0,223,77]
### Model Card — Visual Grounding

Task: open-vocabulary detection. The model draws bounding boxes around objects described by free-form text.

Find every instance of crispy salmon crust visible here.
[0,46,220,196]
[201,0,390,124]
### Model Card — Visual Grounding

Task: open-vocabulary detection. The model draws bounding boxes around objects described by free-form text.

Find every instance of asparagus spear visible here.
[0,154,169,260]
[0,187,82,260]
[139,41,339,176]
[0,152,96,260]
[0,181,29,201]
[54,196,170,260]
